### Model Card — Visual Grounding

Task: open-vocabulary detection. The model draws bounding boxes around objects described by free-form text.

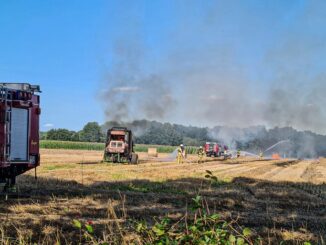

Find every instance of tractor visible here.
[103,127,138,164]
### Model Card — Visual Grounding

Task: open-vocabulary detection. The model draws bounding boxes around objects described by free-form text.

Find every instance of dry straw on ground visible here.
[0,149,325,244]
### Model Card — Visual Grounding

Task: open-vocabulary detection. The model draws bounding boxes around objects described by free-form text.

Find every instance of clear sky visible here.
[1,0,325,133]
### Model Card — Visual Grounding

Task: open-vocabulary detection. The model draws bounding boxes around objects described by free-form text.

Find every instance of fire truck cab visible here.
[0,83,41,191]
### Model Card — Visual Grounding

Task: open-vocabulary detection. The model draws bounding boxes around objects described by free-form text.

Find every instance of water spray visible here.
[264,140,291,153]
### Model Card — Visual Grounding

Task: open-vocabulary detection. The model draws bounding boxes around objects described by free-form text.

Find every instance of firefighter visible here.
[259,151,264,159]
[181,144,187,158]
[223,149,230,160]
[197,146,204,163]
[176,144,184,164]
[237,150,241,158]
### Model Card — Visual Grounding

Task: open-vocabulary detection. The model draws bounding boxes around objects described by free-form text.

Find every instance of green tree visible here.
[39,131,47,140]
[47,129,75,141]
[136,123,183,146]
[70,132,80,142]
[79,122,103,142]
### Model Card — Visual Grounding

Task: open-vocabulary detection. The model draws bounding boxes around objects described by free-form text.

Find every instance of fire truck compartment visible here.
[9,108,29,161]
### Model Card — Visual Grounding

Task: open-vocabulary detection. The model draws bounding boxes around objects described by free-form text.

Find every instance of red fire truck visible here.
[0,83,41,192]
[204,142,228,157]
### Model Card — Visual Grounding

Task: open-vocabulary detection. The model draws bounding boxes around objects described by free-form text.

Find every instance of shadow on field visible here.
[0,174,325,243]
[274,160,301,167]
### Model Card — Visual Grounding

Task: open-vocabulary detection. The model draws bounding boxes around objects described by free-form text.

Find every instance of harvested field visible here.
[1,149,325,244]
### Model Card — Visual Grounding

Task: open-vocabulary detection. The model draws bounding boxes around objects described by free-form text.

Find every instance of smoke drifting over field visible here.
[208,126,321,158]
[100,1,326,135]
[100,39,175,122]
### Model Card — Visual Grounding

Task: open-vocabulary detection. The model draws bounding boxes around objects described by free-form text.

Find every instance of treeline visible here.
[42,120,326,157]
[209,125,326,157]
[236,127,326,158]
[102,120,209,146]
[41,122,104,142]
[43,120,211,146]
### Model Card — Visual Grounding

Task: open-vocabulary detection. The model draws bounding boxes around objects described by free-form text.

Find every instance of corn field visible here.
[40,140,105,151]
[40,140,198,154]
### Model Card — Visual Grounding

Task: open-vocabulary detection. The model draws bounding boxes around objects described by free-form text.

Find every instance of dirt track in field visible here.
[0,149,325,244]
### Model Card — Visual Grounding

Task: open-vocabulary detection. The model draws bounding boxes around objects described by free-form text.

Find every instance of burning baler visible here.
[103,127,138,164]
[0,83,41,191]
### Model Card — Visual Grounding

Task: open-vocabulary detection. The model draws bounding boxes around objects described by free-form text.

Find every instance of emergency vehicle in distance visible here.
[204,142,228,157]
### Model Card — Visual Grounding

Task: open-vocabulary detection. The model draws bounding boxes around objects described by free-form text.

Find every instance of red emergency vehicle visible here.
[0,83,41,191]
[204,142,228,157]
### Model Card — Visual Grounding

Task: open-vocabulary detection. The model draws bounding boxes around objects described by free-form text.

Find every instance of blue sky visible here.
[1,0,326,133]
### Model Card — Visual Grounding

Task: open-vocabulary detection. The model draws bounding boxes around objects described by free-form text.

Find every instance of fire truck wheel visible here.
[130,153,138,164]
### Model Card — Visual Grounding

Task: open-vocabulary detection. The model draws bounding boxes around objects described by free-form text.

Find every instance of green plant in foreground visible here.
[134,195,261,245]
[72,219,95,243]
[205,170,226,186]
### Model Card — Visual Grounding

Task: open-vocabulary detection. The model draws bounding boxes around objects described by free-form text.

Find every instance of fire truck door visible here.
[10,108,29,161]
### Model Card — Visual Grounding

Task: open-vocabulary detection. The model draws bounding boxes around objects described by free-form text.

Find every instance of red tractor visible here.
[0,83,41,192]
[103,127,138,164]
[204,142,228,157]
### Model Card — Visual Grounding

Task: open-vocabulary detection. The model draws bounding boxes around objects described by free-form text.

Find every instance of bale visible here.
[148,147,158,157]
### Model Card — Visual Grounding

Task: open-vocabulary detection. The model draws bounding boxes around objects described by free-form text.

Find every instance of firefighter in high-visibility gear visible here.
[259,151,263,159]
[181,144,186,158]
[176,144,184,164]
[197,146,205,163]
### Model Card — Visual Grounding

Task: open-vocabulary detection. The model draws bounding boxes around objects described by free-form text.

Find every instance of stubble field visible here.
[0,149,325,244]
